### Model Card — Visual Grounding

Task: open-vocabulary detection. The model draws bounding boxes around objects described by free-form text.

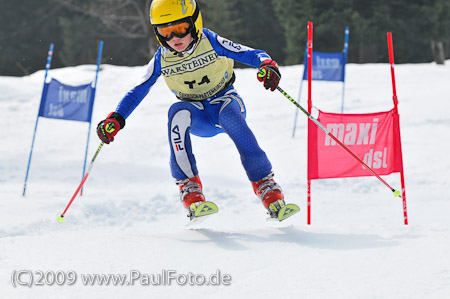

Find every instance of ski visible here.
[267,203,300,222]
[185,201,298,225]
[278,203,300,221]
[186,201,218,226]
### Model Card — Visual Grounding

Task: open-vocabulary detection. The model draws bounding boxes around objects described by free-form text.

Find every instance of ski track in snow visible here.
[1,61,450,298]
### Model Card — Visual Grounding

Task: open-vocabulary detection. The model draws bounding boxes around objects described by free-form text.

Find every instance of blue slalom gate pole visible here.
[292,46,308,138]
[340,27,349,114]
[23,43,54,196]
[80,40,103,196]
[292,79,304,138]
[93,41,103,89]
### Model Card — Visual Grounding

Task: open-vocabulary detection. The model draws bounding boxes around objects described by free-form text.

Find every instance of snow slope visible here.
[1,60,450,299]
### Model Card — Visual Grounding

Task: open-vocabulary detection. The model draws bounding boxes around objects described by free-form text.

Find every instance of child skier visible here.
[97,0,299,222]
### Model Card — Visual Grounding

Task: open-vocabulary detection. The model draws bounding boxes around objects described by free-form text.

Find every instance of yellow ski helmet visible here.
[150,0,203,51]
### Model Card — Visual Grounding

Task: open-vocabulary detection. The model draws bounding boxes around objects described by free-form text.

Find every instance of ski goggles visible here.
[155,20,193,41]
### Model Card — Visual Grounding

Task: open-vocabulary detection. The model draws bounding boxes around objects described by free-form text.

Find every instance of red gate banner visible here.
[305,29,407,225]
[308,108,403,180]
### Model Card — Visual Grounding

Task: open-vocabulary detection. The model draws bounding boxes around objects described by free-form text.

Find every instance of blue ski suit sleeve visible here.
[115,48,162,119]
[203,28,271,68]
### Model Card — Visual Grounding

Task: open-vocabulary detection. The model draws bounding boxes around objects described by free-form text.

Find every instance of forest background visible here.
[1,0,449,76]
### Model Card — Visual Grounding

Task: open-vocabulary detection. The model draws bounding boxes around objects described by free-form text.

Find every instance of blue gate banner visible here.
[38,78,95,122]
[303,51,346,82]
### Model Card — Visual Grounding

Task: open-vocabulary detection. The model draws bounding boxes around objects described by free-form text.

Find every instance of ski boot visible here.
[251,172,300,221]
[176,175,218,221]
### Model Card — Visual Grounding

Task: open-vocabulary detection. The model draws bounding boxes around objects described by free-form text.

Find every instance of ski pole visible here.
[274,84,401,198]
[57,141,105,222]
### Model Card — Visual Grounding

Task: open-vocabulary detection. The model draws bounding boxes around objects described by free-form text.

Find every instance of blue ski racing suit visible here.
[114,28,273,182]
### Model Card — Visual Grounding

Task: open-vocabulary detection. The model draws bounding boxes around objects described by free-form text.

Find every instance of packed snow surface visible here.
[1,60,450,298]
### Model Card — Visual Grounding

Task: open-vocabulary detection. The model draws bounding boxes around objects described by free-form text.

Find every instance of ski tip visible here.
[185,202,219,227]
[194,201,219,217]
[277,204,300,222]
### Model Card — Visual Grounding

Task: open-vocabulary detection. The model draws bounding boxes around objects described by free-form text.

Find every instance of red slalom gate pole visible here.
[387,32,408,225]
[306,21,313,225]
[57,142,105,222]
[387,33,399,113]
[307,22,313,113]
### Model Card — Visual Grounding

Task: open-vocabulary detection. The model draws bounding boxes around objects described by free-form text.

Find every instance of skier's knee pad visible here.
[218,96,246,130]
[168,102,194,121]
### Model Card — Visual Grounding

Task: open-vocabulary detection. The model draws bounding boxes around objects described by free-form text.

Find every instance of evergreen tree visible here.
[272,0,310,65]
[0,0,65,75]
[411,0,450,64]
[199,0,244,42]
